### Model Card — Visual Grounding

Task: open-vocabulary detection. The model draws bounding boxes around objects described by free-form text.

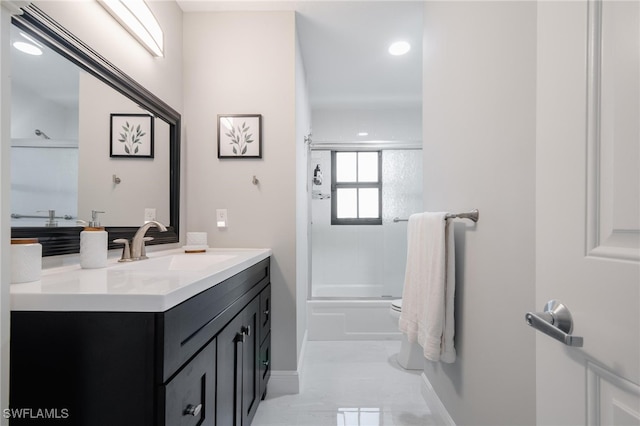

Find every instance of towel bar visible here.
[392,209,480,223]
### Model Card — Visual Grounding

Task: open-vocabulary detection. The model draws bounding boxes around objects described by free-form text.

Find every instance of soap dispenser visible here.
[79,210,107,269]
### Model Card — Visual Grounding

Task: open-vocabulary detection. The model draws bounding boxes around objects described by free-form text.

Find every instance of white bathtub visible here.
[307,299,402,341]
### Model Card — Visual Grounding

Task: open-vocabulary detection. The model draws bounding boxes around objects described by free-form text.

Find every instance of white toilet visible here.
[390,299,424,370]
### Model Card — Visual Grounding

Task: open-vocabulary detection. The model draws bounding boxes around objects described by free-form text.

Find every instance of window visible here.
[331,151,382,225]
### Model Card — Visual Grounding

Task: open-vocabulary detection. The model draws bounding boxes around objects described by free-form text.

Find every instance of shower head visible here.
[35,129,50,139]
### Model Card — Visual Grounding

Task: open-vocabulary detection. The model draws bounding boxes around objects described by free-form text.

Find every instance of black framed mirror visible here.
[10,4,180,256]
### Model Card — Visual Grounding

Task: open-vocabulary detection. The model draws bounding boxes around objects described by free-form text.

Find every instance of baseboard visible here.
[421,373,456,426]
[268,370,300,395]
[268,330,308,396]
[297,329,308,389]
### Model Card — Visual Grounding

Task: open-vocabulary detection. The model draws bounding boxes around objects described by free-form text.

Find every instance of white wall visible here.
[312,106,421,143]
[183,11,300,375]
[11,82,78,140]
[295,30,311,364]
[422,2,536,425]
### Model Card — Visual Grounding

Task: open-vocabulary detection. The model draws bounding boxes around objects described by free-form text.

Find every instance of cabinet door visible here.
[163,339,216,426]
[216,312,244,426]
[216,297,260,426]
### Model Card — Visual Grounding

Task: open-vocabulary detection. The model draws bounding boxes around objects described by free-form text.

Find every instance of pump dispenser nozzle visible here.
[89,210,105,227]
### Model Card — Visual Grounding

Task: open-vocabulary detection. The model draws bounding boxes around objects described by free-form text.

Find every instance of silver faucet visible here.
[117,220,168,262]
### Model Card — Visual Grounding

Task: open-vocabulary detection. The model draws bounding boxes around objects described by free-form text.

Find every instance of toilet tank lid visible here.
[391,299,402,309]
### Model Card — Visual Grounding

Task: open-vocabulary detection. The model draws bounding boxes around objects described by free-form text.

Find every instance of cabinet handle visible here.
[241,325,251,337]
[236,331,246,343]
[184,404,202,417]
[264,309,270,319]
[262,360,270,367]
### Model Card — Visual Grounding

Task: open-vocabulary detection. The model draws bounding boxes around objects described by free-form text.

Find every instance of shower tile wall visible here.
[311,149,423,298]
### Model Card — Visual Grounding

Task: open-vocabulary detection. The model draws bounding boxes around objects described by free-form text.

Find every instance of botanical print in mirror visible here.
[217,114,262,158]
[110,114,154,158]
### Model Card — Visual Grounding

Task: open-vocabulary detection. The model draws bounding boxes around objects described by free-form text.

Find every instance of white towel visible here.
[398,212,456,363]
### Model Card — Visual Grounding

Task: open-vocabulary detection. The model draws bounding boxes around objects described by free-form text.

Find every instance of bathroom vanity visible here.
[9,248,271,426]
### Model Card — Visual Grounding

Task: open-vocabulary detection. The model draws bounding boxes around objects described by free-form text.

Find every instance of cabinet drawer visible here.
[259,284,271,345]
[259,332,271,400]
[162,339,216,426]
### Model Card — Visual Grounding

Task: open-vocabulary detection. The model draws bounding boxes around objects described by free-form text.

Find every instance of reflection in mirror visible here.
[11,24,80,227]
[10,4,180,256]
[10,25,170,228]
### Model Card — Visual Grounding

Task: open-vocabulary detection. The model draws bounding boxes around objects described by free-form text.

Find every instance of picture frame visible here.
[217,114,262,158]
[110,113,154,158]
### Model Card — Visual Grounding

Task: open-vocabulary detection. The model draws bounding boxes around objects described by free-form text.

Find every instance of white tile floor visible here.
[252,341,440,426]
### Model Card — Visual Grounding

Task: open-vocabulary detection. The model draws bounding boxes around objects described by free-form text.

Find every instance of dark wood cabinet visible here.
[259,285,272,399]
[216,297,261,426]
[10,257,271,425]
[162,338,216,426]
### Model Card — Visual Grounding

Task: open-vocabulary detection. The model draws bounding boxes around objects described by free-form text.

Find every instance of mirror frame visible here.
[10,4,180,256]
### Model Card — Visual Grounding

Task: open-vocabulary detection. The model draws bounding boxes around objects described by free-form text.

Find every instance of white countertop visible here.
[10,248,271,312]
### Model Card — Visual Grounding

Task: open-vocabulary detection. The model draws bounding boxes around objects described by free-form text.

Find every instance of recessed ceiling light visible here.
[388,41,411,56]
[13,41,42,56]
[358,132,369,137]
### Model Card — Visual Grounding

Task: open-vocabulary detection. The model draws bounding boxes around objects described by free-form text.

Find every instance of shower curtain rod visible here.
[392,209,480,223]
[310,141,422,150]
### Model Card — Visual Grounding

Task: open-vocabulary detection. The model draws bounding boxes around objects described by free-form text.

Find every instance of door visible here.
[216,311,244,426]
[241,297,260,426]
[536,1,640,425]
[216,297,260,426]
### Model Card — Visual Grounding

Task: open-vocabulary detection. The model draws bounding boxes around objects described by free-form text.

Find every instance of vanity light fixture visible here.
[358,132,369,137]
[99,0,164,57]
[388,41,411,56]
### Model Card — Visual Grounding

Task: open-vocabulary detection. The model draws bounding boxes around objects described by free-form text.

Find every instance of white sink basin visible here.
[117,253,237,272]
[168,254,236,271]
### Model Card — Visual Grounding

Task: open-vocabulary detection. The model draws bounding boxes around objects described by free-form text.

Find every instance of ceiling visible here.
[10,25,80,109]
[177,1,424,109]
[11,2,424,113]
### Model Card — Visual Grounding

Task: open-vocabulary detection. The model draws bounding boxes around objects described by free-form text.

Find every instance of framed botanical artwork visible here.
[218,114,262,158]
[110,113,154,158]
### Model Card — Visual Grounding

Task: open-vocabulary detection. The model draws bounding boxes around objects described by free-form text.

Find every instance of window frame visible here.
[330,150,383,225]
